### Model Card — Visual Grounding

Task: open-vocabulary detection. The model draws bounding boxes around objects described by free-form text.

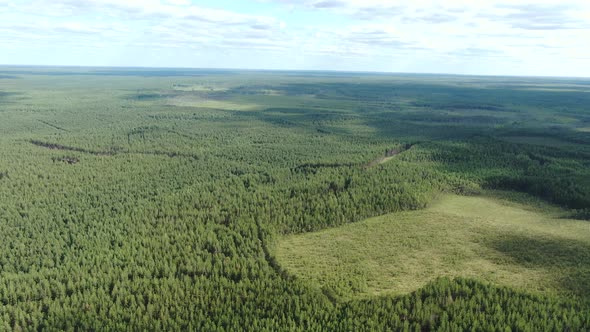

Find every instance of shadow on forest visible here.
[240,106,482,141]
[0,91,21,98]
[0,91,23,106]
[487,233,590,296]
[232,81,590,139]
[29,140,201,160]
[267,81,590,108]
[252,81,590,141]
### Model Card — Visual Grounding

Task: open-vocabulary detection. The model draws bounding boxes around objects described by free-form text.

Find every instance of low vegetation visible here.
[275,192,590,300]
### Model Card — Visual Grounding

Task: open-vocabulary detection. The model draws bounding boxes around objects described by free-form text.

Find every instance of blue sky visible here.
[1,0,590,76]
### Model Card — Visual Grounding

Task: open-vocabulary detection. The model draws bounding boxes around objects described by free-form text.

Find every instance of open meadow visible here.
[275,192,590,299]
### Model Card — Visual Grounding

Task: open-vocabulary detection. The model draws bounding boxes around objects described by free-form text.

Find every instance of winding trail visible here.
[37,120,70,132]
[30,140,201,160]
[365,145,413,168]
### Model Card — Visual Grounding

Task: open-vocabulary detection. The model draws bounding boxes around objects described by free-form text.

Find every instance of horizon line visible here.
[1,63,589,80]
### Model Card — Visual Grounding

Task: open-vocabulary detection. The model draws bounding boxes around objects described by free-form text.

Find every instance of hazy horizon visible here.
[3,64,590,79]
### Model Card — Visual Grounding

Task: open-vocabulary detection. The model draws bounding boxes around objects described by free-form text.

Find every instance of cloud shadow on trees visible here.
[486,233,590,297]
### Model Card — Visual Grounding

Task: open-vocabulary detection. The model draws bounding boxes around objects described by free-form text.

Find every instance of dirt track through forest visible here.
[365,145,413,168]
[30,140,200,160]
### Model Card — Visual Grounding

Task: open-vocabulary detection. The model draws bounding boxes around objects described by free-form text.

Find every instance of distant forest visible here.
[0,67,588,330]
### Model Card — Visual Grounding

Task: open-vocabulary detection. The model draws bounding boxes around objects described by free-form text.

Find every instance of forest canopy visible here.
[0,67,589,330]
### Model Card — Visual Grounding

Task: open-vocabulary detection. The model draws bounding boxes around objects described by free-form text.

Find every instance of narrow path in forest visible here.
[365,144,413,168]
[30,140,112,155]
[37,120,70,132]
[30,140,200,159]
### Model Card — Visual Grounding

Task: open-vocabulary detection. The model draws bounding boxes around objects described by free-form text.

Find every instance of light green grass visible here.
[171,84,229,92]
[274,192,590,300]
[167,95,262,111]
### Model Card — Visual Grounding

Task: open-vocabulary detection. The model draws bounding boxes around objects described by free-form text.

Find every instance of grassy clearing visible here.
[167,95,261,111]
[274,192,590,300]
[171,84,229,92]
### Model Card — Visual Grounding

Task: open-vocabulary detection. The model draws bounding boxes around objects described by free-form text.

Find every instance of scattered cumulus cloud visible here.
[483,3,590,30]
[1,0,288,51]
[0,0,589,75]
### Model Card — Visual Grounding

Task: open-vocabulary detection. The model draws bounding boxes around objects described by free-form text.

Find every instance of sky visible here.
[1,0,590,76]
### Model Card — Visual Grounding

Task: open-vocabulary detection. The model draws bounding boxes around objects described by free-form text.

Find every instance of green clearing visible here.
[275,192,590,300]
[167,95,262,110]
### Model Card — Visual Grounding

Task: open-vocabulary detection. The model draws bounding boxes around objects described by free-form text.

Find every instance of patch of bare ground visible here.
[365,144,413,168]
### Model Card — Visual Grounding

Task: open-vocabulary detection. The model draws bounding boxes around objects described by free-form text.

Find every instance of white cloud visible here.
[0,0,288,52]
[1,0,589,75]
[165,0,190,5]
[272,0,590,30]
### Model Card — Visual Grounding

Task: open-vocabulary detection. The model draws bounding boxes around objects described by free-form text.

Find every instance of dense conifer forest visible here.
[0,67,589,330]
